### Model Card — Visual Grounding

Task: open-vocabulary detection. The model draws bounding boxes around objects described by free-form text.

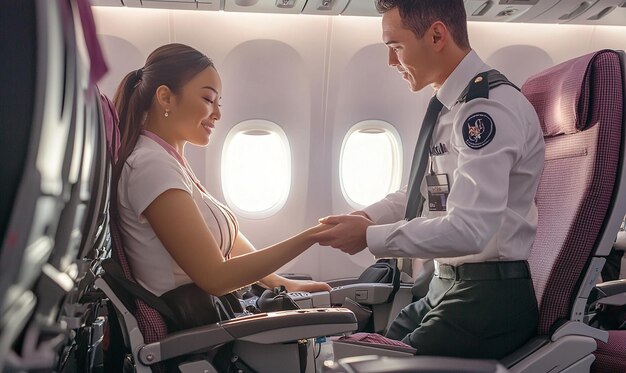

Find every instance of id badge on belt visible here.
[426,174,450,212]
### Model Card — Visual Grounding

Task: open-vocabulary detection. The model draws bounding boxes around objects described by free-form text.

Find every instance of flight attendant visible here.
[315,0,544,359]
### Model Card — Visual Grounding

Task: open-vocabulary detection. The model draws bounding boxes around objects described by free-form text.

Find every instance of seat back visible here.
[500,50,626,372]
[522,49,626,338]
[0,0,110,370]
[100,90,169,373]
[590,52,626,373]
[0,0,75,369]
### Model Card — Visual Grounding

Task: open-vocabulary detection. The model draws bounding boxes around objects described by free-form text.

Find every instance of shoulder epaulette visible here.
[457,69,520,103]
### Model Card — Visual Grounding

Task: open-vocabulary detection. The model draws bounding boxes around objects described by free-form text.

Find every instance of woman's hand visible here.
[284,278,332,293]
[302,223,335,245]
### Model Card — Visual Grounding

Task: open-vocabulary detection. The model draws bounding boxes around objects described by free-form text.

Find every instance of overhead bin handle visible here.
[587,6,617,20]
[558,1,597,20]
[472,0,494,16]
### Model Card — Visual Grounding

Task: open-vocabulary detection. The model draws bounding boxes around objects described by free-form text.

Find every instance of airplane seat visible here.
[0,1,111,371]
[0,0,81,370]
[502,47,626,373]
[326,49,626,373]
[51,89,113,373]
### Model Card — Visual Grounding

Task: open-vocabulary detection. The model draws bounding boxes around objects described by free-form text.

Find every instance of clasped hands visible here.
[312,212,374,255]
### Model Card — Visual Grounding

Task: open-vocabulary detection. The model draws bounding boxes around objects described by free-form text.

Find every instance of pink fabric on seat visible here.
[76,0,108,87]
[593,330,626,373]
[339,333,413,349]
[522,50,615,137]
[521,50,623,337]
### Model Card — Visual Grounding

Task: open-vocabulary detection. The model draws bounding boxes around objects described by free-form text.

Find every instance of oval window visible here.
[340,121,402,209]
[221,120,291,218]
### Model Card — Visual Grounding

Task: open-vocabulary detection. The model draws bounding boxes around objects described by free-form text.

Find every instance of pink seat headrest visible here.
[521,50,614,137]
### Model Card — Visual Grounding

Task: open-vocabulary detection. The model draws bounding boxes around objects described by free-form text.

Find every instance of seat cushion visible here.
[593,330,626,373]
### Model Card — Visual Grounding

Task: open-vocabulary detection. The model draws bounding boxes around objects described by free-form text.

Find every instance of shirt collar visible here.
[436,50,490,110]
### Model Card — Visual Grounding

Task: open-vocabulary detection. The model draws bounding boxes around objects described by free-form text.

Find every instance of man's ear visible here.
[155,85,174,111]
[430,21,448,52]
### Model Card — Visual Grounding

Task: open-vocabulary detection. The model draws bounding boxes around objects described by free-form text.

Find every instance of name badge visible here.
[426,174,449,212]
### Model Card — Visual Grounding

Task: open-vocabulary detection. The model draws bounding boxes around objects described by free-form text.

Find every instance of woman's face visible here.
[171,66,222,146]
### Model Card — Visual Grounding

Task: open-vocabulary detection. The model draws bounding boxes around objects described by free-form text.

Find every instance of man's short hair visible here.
[375,0,471,50]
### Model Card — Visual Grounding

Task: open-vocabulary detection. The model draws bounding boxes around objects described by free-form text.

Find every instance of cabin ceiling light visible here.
[235,0,260,6]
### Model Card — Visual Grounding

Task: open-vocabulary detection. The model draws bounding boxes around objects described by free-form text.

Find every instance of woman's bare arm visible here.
[230,233,331,292]
[143,189,329,296]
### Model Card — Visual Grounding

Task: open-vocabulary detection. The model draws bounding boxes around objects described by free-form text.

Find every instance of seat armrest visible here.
[287,291,331,308]
[327,278,359,288]
[330,283,412,305]
[594,279,626,306]
[500,336,549,368]
[551,321,608,342]
[596,279,626,297]
[138,308,357,365]
[222,308,357,343]
[139,322,235,364]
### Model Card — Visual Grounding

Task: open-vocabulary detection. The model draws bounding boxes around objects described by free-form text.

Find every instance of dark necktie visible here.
[404,95,444,221]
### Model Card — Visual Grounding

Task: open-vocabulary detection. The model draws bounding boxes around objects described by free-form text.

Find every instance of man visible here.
[315,0,544,359]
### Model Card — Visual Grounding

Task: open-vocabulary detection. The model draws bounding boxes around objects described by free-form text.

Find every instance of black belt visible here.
[434,261,531,281]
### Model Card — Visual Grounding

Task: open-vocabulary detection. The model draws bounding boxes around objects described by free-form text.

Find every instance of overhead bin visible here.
[566,0,626,25]
[341,0,381,17]
[301,0,350,15]
[512,0,565,21]
[527,0,602,22]
[131,0,198,10]
[463,0,539,22]
[514,0,624,23]
[224,0,306,14]
[118,0,140,6]
[89,0,123,6]
[87,0,626,24]
[197,0,222,11]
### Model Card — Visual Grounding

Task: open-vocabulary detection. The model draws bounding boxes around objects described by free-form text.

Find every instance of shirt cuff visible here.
[366,222,403,258]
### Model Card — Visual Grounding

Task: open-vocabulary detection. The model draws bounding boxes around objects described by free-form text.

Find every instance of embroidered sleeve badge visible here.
[462,112,496,150]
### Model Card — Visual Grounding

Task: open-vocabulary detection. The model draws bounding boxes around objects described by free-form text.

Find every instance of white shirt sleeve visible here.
[124,149,193,223]
[367,98,524,259]
[361,185,408,224]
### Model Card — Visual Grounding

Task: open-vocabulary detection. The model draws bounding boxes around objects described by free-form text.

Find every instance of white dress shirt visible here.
[363,50,545,266]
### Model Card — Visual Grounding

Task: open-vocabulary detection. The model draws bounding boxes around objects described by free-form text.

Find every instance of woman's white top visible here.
[117,130,237,296]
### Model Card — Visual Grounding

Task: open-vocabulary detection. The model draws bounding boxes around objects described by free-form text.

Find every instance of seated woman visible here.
[112,43,331,305]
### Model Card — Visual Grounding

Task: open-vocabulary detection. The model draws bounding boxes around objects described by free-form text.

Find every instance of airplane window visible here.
[340,120,402,209]
[221,120,291,218]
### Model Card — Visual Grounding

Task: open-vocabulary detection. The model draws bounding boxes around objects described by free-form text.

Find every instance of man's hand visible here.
[314,214,373,255]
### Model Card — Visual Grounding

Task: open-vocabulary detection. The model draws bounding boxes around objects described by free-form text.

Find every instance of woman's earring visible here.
[164,109,170,118]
